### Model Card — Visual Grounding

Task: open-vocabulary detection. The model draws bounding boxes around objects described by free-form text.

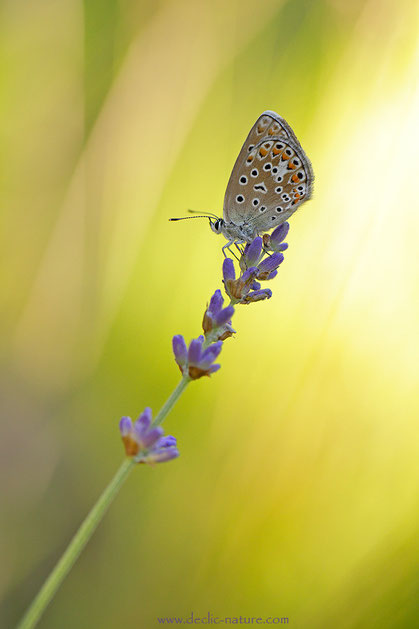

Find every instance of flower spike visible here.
[119,409,179,464]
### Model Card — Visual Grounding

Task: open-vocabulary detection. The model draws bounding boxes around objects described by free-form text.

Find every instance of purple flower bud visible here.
[172,335,188,371]
[240,236,263,270]
[186,336,223,379]
[139,426,164,449]
[271,222,289,246]
[157,435,177,448]
[257,252,284,274]
[119,416,132,437]
[223,258,236,282]
[146,445,180,464]
[241,266,258,284]
[200,341,222,369]
[257,253,284,280]
[208,289,224,315]
[263,222,290,253]
[203,291,235,340]
[214,304,234,327]
[188,336,205,364]
[142,434,180,463]
[135,407,152,432]
[242,288,272,303]
[119,416,139,456]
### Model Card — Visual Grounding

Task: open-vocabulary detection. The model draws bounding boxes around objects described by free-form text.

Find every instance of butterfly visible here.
[171,110,313,255]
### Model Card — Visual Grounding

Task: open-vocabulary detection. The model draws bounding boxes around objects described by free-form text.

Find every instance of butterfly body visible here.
[211,217,257,243]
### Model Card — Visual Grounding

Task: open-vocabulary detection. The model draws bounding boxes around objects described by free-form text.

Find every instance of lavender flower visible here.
[172,334,223,379]
[256,252,284,280]
[223,258,258,303]
[146,435,180,463]
[119,408,179,463]
[202,289,235,341]
[240,236,263,272]
[263,222,289,253]
[172,335,188,371]
[222,232,289,305]
[242,288,272,303]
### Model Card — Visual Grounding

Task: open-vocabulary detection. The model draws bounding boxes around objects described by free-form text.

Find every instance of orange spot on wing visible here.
[272,147,281,155]
[281,152,288,160]
[288,161,297,170]
[259,147,268,157]
[291,174,299,183]
[247,154,254,162]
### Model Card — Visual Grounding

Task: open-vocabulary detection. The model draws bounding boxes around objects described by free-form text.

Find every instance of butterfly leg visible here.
[222,239,236,258]
[234,243,245,257]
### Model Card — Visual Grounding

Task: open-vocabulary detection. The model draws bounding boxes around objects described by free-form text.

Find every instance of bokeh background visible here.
[1,0,418,627]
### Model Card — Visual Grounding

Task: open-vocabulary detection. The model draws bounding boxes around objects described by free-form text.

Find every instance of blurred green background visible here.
[1,0,418,627]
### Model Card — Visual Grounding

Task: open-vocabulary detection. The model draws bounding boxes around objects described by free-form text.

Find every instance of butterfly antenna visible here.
[187,209,219,219]
[169,215,215,222]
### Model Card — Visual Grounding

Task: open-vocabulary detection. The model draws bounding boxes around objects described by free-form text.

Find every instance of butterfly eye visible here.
[272,167,278,174]
[236,194,245,204]
[239,176,247,184]
[292,159,300,166]
[298,185,304,191]
[275,175,283,183]
[211,219,223,234]
[275,186,282,194]
[259,205,267,212]
[297,171,304,180]
[248,144,254,151]
[251,168,258,177]
[252,198,259,206]
[263,163,272,171]
[276,207,283,213]
[285,149,292,157]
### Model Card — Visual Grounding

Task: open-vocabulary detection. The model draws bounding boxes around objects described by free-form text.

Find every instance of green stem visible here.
[17,458,135,629]
[152,376,190,426]
[17,377,190,629]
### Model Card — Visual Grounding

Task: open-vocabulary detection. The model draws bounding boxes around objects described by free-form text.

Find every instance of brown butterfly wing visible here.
[223,111,313,230]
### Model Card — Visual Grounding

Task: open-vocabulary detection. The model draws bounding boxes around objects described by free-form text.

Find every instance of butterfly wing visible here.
[223,111,313,231]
